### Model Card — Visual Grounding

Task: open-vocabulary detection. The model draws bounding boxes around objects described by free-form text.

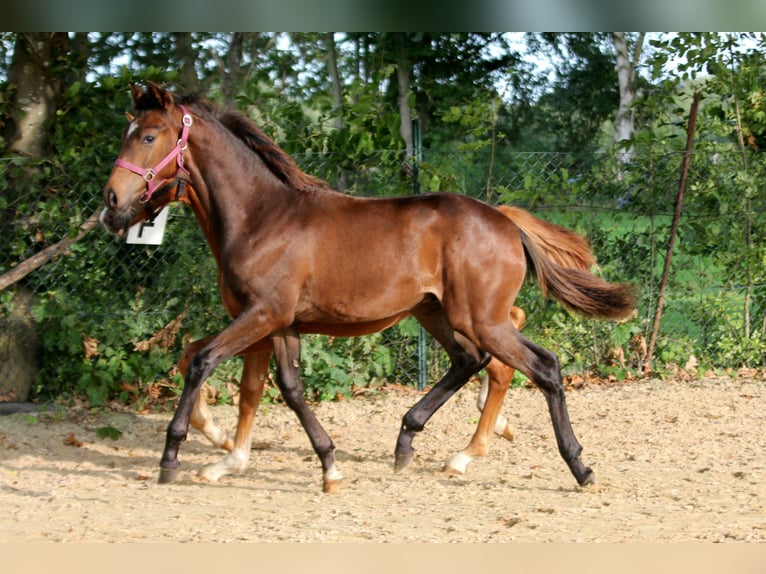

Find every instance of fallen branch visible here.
[0,208,102,292]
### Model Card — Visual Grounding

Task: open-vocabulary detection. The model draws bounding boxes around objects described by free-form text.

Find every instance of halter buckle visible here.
[143,168,156,182]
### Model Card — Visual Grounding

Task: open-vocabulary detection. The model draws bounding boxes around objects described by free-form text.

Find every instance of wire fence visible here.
[1,145,765,403]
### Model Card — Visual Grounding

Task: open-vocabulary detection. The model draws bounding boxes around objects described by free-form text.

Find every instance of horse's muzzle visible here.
[99,207,131,236]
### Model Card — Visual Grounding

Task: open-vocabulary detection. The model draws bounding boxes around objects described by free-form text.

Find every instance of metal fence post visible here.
[412,118,427,390]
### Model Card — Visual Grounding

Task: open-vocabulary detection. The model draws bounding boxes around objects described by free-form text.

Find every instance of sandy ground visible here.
[0,377,764,543]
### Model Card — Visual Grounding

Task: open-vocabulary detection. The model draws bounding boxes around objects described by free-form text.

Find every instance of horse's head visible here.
[100,81,192,235]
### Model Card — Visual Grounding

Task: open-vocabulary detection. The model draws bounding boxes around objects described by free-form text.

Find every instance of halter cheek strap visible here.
[114,105,193,205]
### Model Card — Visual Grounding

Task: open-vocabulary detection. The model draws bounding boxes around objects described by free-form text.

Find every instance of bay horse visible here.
[187,203,596,481]
[101,82,634,492]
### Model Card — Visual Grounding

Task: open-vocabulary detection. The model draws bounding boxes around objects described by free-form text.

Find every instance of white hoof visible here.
[198,462,231,482]
[198,452,248,482]
[444,451,473,475]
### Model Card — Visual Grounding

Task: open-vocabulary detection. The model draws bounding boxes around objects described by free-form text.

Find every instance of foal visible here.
[101,83,634,492]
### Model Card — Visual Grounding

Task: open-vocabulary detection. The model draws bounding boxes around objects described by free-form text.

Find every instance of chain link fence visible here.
[1,145,764,403]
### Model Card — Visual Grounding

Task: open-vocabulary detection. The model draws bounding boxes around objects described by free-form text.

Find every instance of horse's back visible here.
[289,191,527,320]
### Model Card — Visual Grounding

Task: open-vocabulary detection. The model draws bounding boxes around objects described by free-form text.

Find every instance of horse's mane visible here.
[137,89,329,193]
[216,110,330,193]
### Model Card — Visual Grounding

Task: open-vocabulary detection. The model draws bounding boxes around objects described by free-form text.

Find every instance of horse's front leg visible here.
[199,350,271,481]
[270,328,342,493]
[158,309,278,484]
[184,336,235,451]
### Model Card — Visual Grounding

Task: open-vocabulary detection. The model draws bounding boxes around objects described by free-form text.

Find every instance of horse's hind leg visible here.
[198,350,270,482]
[444,358,516,475]
[394,303,489,472]
[270,328,342,493]
[444,306,525,475]
[481,324,594,486]
[477,370,515,441]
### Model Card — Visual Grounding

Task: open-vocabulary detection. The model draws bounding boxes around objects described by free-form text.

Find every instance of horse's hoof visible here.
[198,464,226,483]
[323,478,342,494]
[393,451,414,472]
[500,425,515,442]
[322,465,343,493]
[443,451,472,475]
[158,467,180,484]
[577,468,596,486]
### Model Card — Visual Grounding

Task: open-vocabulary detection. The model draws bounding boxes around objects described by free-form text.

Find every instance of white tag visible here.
[126,206,170,245]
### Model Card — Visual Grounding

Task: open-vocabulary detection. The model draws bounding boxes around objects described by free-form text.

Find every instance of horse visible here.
[101,82,635,493]
[187,203,598,481]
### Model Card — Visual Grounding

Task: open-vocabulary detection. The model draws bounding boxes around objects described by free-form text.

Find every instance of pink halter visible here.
[114,105,193,204]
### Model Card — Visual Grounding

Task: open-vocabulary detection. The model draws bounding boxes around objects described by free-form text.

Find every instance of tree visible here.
[646,32,766,360]
[612,32,646,162]
[173,32,199,91]
[517,33,620,153]
[4,33,70,156]
[392,33,414,160]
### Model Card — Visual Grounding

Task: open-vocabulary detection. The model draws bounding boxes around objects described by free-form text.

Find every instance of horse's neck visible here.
[182,130,299,265]
[186,129,278,237]
[180,186,223,267]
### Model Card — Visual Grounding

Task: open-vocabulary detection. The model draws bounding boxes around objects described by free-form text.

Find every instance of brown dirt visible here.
[0,377,764,542]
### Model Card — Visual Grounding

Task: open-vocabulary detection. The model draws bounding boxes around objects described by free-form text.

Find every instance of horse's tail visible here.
[497,205,595,271]
[499,205,635,321]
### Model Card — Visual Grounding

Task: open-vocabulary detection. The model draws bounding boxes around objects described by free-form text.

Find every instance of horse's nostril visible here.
[108,189,118,209]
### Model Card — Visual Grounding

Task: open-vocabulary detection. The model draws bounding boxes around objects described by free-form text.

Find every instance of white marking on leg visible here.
[323,464,343,483]
[322,464,344,493]
[199,419,231,450]
[476,374,489,410]
[494,414,509,436]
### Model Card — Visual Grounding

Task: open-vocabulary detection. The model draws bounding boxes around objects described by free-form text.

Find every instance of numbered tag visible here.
[126,207,170,245]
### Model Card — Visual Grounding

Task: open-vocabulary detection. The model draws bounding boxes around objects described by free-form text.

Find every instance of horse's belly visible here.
[294,268,435,323]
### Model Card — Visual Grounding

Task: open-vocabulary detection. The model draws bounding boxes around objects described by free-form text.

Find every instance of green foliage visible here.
[300,333,394,401]
[4,32,766,413]
[0,71,230,405]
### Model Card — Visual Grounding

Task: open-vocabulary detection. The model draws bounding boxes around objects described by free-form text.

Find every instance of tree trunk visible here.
[174,33,198,91]
[393,33,414,160]
[218,32,244,106]
[6,33,67,157]
[644,93,701,374]
[325,33,348,191]
[326,33,344,132]
[612,32,645,164]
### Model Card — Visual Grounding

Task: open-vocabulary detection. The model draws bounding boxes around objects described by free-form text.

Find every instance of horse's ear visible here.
[125,111,135,123]
[146,81,174,110]
[129,82,142,107]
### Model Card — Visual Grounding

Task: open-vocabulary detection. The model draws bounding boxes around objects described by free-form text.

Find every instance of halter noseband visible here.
[114,105,193,215]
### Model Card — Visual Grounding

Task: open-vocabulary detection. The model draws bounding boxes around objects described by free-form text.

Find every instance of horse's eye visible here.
[142,135,156,144]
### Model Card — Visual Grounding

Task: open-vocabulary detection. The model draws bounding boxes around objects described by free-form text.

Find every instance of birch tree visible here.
[612,32,645,162]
